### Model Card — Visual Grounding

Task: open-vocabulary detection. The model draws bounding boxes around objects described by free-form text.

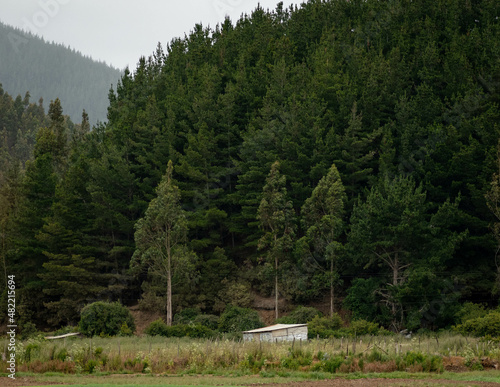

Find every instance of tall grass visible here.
[1,332,499,375]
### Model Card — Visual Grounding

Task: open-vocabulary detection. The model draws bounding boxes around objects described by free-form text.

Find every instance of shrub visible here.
[194,314,219,330]
[313,355,345,373]
[276,306,322,324]
[173,308,199,324]
[307,314,343,339]
[218,305,264,332]
[454,311,500,337]
[145,318,168,336]
[402,351,443,372]
[145,318,215,338]
[456,302,488,324]
[79,301,135,337]
[346,319,382,336]
[138,289,165,312]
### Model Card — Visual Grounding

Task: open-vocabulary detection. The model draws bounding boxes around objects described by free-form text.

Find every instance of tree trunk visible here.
[166,233,172,326]
[330,258,334,317]
[275,253,279,320]
[391,252,400,331]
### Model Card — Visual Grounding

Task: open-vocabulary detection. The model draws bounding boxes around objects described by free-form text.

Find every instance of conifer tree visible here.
[486,140,500,293]
[348,176,427,330]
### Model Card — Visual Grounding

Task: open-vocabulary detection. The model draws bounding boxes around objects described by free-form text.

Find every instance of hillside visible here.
[0,21,122,124]
[1,0,500,333]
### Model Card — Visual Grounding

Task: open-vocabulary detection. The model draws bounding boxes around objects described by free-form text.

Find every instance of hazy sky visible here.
[2,0,297,70]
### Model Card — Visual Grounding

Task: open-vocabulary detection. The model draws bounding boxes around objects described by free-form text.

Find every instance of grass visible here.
[1,332,499,378]
[10,370,500,386]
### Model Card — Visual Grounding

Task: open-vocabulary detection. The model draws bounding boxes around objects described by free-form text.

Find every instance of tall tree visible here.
[132,160,196,325]
[485,140,500,293]
[348,176,428,330]
[257,161,295,319]
[301,163,346,317]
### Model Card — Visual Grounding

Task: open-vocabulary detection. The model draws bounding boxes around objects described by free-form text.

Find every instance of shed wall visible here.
[244,326,308,342]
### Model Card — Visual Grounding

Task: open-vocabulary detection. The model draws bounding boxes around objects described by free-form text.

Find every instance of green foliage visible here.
[78,301,135,337]
[276,306,322,324]
[402,351,444,373]
[144,318,214,338]
[4,0,500,329]
[347,319,383,336]
[280,348,313,370]
[313,355,345,373]
[173,308,199,325]
[307,314,343,339]
[144,318,168,336]
[344,277,388,324]
[193,314,220,330]
[215,280,254,312]
[218,305,264,333]
[456,302,489,324]
[454,311,500,337]
[0,22,121,124]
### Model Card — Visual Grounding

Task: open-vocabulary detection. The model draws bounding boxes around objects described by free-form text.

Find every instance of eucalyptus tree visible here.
[301,163,346,317]
[257,161,295,319]
[132,161,197,325]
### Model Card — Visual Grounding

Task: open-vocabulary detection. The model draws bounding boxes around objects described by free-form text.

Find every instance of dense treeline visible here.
[2,0,500,332]
[0,22,122,124]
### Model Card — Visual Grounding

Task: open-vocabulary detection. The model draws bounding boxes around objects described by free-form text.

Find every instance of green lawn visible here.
[14,370,500,386]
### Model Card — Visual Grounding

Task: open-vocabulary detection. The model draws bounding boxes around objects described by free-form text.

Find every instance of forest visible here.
[0,0,499,334]
[0,21,122,124]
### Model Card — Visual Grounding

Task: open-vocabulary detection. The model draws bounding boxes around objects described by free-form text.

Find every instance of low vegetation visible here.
[1,332,498,376]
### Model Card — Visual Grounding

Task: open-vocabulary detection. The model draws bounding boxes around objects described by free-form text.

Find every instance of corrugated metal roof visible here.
[243,323,307,334]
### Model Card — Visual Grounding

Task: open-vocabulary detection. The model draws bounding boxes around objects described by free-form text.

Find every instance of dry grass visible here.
[1,333,499,375]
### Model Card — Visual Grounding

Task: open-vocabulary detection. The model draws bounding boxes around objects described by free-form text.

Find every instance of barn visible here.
[243,323,308,342]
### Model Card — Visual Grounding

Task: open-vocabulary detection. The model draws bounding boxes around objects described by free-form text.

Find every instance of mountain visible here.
[2,0,500,331]
[0,21,122,124]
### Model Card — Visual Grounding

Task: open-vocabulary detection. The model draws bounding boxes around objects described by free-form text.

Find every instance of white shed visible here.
[243,323,308,342]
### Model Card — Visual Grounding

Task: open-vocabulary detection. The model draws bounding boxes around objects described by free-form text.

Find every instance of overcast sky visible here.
[1,0,297,70]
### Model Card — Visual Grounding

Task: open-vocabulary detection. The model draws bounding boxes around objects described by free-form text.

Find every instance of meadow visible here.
[1,332,500,377]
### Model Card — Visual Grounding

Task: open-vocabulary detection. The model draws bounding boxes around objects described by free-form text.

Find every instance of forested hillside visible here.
[2,0,500,333]
[0,22,122,124]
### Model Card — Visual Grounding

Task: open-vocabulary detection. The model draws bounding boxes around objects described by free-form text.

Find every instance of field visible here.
[2,333,500,386]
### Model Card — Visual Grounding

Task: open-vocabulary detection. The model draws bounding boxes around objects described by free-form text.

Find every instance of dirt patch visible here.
[128,305,163,336]
[443,356,468,372]
[250,378,500,386]
[3,375,500,387]
[0,376,64,386]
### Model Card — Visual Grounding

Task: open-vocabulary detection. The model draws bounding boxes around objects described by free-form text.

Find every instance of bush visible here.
[456,302,488,324]
[307,314,343,339]
[173,308,199,325]
[79,301,135,337]
[276,306,322,324]
[454,310,500,337]
[144,318,214,338]
[194,314,219,330]
[346,319,382,336]
[402,351,443,372]
[144,318,168,336]
[218,305,264,332]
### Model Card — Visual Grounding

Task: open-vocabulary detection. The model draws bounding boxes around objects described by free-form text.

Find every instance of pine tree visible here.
[485,140,500,293]
[348,176,428,330]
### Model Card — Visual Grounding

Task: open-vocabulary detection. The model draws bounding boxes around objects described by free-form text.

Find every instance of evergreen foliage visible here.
[2,0,500,332]
[0,22,122,124]
[79,301,135,337]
